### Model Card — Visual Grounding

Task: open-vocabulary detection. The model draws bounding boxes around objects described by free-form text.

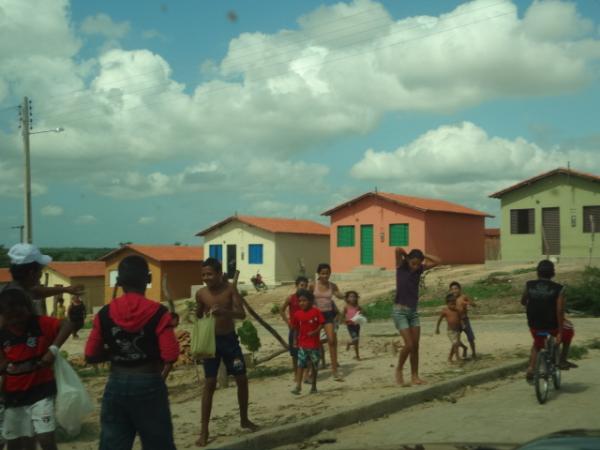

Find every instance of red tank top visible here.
[288,294,301,321]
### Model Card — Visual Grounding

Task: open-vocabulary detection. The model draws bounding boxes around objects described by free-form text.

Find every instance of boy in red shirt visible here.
[279,276,309,375]
[291,289,324,395]
[0,288,73,450]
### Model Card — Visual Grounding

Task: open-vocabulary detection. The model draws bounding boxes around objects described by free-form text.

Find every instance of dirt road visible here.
[278,349,600,450]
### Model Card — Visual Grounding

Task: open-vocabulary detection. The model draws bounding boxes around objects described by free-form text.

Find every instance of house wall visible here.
[104,249,162,303]
[499,174,600,261]
[202,221,276,285]
[161,261,204,300]
[42,269,70,315]
[328,197,426,272]
[424,212,486,264]
[274,234,330,282]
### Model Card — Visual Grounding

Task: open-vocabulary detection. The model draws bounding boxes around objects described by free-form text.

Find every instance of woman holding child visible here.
[393,248,440,386]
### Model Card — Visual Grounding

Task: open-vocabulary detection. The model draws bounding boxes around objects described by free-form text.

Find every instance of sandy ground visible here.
[56,261,597,449]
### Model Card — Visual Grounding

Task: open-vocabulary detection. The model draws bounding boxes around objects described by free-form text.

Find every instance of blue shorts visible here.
[289,329,298,358]
[462,317,475,342]
[347,324,360,342]
[297,348,320,369]
[392,305,420,330]
[322,310,336,324]
[202,332,247,378]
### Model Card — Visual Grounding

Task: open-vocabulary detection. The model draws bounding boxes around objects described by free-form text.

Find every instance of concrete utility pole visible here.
[20,97,33,244]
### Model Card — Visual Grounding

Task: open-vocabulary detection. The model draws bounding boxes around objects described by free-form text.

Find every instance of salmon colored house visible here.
[322,192,492,273]
[100,245,204,304]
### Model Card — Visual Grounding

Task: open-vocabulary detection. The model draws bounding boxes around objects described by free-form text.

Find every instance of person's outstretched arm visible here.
[395,248,407,268]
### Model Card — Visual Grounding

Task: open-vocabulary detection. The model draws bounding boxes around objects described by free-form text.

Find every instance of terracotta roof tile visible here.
[197,215,329,236]
[489,167,600,198]
[47,262,105,278]
[322,192,491,217]
[0,268,10,283]
[101,245,204,262]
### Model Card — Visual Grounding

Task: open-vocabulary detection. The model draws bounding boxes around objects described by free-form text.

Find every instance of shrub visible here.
[565,266,600,316]
[568,345,589,360]
[270,304,281,315]
[363,296,393,321]
[237,320,261,354]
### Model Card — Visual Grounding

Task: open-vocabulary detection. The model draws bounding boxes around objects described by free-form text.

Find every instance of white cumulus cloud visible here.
[81,13,130,40]
[41,205,64,216]
[75,214,97,224]
[138,216,156,225]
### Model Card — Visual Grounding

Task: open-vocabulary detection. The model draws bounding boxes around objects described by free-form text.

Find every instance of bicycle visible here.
[533,332,561,404]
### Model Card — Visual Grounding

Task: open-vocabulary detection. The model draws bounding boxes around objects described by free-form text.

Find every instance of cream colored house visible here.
[196,215,330,286]
[42,261,105,314]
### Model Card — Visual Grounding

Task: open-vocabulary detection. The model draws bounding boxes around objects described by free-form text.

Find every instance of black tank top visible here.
[525,279,563,330]
[98,305,166,367]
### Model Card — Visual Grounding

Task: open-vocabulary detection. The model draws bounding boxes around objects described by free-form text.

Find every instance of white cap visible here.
[8,243,52,266]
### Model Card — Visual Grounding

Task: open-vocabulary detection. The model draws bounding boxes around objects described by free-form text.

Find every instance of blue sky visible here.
[1,0,600,247]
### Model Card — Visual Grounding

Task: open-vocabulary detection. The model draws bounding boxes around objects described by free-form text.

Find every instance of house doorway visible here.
[360,225,374,265]
[226,244,237,279]
[542,207,561,255]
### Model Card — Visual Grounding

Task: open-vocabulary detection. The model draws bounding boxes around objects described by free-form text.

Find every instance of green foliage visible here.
[247,366,290,379]
[565,266,600,316]
[587,338,600,350]
[511,267,537,275]
[568,344,589,360]
[237,320,261,354]
[41,247,114,262]
[488,271,510,277]
[363,296,393,320]
[83,318,93,330]
[59,350,69,359]
[270,303,281,315]
[464,276,514,300]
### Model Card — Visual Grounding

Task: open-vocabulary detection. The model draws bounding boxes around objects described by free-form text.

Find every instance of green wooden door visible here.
[360,225,374,265]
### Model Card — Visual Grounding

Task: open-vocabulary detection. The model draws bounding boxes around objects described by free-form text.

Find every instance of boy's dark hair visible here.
[446,293,456,303]
[0,288,31,316]
[537,260,555,279]
[9,262,42,283]
[117,255,150,291]
[202,258,223,273]
[407,249,425,261]
[316,263,331,273]
[449,281,461,289]
[345,290,359,300]
[295,276,309,285]
[296,289,315,302]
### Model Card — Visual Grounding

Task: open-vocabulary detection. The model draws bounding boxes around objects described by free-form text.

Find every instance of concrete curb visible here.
[208,360,527,450]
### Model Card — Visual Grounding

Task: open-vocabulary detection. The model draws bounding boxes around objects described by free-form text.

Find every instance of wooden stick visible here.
[254,348,288,365]
[233,270,289,350]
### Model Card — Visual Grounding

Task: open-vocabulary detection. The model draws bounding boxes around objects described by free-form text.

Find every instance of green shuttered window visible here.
[389,223,409,246]
[337,225,355,247]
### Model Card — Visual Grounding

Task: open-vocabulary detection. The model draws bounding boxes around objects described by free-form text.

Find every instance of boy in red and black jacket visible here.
[85,255,179,450]
[0,288,73,450]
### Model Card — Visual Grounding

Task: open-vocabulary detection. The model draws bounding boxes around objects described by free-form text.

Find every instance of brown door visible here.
[542,207,560,255]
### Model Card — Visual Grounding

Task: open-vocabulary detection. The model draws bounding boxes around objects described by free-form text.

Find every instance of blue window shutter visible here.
[248,244,263,264]
[209,245,222,262]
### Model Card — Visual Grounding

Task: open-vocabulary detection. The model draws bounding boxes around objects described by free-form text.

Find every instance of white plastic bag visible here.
[54,352,94,437]
[351,312,368,326]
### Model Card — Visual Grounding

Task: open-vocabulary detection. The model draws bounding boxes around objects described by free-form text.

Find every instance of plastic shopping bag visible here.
[351,312,368,326]
[191,314,216,358]
[54,352,94,437]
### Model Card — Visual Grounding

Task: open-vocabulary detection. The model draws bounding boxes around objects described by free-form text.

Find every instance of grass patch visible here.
[587,338,600,350]
[463,277,515,300]
[565,266,600,316]
[247,366,290,380]
[511,267,537,275]
[488,271,510,277]
[270,303,281,315]
[420,298,445,308]
[568,344,589,360]
[363,296,393,320]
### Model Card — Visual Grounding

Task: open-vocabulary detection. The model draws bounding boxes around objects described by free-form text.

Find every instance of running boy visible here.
[0,288,73,450]
[195,258,258,447]
[521,260,568,381]
[449,281,477,358]
[85,255,179,450]
[291,290,324,395]
[435,294,467,363]
[343,291,362,360]
[280,276,309,374]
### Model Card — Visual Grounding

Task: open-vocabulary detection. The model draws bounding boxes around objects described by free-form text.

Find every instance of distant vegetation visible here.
[0,246,114,268]
[565,266,600,316]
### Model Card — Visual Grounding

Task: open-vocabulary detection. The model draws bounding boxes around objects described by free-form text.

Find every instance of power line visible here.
[37,0,507,119]
[48,9,513,129]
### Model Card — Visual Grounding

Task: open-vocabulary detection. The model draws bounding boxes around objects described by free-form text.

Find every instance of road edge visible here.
[207,360,527,450]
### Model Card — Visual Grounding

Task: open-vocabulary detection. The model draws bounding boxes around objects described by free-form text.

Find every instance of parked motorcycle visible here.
[251,272,267,291]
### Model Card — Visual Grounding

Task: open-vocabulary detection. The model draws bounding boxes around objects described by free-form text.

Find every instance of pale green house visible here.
[490,168,600,261]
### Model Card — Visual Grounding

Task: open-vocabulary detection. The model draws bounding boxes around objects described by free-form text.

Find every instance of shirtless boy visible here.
[449,281,477,358]
[436,294,467,362]
[195,258,258,447]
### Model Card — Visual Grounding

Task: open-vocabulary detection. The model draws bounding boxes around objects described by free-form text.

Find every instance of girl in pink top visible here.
[310,263,345,380]
[343,291,362,360]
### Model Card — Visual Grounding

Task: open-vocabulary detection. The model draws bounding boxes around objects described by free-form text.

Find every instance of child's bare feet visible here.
[241,419,259,431]
[395,368,410,386]
[196,432,209,447]
[412,376,427,385]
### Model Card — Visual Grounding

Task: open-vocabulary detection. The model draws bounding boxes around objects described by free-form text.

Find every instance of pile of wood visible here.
[174,329,194,367]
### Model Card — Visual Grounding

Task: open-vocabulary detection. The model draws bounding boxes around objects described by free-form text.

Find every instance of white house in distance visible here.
[196,215,330,285]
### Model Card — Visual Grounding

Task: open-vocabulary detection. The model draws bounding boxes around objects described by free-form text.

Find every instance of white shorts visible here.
[2,396,55,440]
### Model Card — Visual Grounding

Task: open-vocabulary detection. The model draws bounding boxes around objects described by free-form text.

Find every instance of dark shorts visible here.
[461,317,475,342]
[202,332,247,378]
[288,329,298,358]
[297,348,320,369]
[347,324,360,342]
[322,310,337,324]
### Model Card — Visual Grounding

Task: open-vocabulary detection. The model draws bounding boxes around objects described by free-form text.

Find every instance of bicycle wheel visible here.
[552,344,562,390]
[534,351,549,404]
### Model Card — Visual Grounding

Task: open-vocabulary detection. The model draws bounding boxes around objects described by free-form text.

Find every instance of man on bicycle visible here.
[521,260,565,382]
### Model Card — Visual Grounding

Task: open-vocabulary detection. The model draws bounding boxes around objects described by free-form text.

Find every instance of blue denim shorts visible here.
[392,305,420,330]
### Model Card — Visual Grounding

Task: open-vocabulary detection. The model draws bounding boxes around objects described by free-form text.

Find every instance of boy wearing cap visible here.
[85,255,179,450]
[3,244,84,316]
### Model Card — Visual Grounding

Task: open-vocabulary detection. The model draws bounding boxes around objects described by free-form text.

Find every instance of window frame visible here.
[248,244,264,265]
[510,208,535,234]
[389,223,409,247]
[583,206,600,233]
[337,225,355,247]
